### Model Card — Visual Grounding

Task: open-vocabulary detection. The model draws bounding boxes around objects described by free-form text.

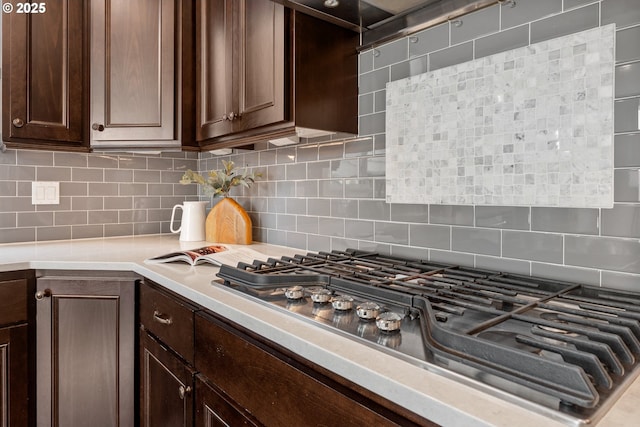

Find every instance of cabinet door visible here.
[36,276,136,427]
[141,331,195,427]
[233,0,285,133]
[90,0,176,148]
[2,0,86,150]
[196,0,233,140]
[0,325,29,427]
[195,375,258,427]
[196,0,285,141]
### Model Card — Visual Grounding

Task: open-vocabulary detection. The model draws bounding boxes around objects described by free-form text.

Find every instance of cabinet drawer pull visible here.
[153,310,173,325]
[92,123,105,131]
[12,118,24,128]
[178,385,192,400]
[35,289,52,300]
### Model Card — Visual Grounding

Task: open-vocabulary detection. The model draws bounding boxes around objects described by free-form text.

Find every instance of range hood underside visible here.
[280,0,496,48]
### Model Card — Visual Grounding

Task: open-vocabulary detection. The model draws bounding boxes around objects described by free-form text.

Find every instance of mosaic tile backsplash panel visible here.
[386,24,615,208]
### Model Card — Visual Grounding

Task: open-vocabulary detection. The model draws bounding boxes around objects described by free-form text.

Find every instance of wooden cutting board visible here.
[205,197,252,244]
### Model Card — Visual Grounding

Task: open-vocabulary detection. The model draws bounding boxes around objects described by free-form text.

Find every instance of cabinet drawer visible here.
[195,311,413,427]
[0,279,28,326]
[140,281,197,363]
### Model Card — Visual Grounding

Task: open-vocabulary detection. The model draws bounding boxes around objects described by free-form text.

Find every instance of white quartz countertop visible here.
[0,234,636,427]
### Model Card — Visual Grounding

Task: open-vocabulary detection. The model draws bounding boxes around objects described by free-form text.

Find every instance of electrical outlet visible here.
[32,182,59,205]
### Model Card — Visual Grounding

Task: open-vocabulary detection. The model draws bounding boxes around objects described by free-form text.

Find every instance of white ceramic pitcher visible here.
[170,201,208,241]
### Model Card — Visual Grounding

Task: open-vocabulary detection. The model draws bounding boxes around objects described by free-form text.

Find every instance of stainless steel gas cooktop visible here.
[215,248,640,426]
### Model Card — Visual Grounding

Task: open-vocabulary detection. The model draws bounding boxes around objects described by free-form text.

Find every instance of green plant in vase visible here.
[180,160,261,198]
[180,160,261,244]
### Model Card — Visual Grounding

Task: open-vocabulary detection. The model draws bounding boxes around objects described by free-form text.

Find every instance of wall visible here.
[0,150,198,243]
[207,0,640,291]
[0,0,638,291]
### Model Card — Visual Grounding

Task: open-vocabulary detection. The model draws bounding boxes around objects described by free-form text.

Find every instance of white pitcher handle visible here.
[170,204,183,233]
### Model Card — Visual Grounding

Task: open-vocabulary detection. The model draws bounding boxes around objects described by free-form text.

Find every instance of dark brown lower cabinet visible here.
[0,325,29,427]
[195,311,432,427]
[138,279,433,427]
[195,375,258,427]
[0,270,35,427]
[140,330,196,427]
[36,274,137,427]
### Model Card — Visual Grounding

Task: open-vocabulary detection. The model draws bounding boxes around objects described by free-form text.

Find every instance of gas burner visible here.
[537,312,579,336]
[284,285,304,300]
[375,312,402,332]
[331,295,354,311]
[356,302,381,320]
[310,288,332,304]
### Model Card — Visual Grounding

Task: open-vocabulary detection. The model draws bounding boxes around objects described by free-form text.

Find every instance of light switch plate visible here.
[32,181,59,205]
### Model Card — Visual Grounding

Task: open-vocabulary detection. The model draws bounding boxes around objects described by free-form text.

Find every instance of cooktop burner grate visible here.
[217,248,640,425]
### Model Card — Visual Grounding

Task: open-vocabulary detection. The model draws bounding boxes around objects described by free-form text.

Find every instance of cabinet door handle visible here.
[178,385,192,400]
[152,310,173,325]
[35,289,52,300]
[12,118,24,128]
[92,123,105,131]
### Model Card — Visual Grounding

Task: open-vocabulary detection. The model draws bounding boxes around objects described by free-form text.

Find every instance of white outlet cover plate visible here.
[32,181,60,205]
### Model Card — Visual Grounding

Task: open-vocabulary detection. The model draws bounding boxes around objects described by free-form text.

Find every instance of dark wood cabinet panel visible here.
[0,270,35,427]
[0,325,29,427]
[196,0,233,140]
[139,280,198,364]
[0,278,27,326]
[138,278,430,426]
[2,0,87,151]
[292,11,358,135]
[90,0,178,149]
[196,0,284,141]
[234,0,285,132]
[195,311,426,427]
[197,4,358,150]
[195,375,259,427]
[36,275,136,427]
[140,330,195,427]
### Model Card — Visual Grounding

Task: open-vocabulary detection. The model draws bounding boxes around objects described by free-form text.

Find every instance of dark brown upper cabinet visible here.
[2,0,88,151]
[2,0,194,152]
[196,0,358,150]
[196,0,285,143]
[90,0,193,150]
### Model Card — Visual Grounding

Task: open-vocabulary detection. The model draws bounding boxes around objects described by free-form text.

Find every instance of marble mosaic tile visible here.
[386,24,615,207]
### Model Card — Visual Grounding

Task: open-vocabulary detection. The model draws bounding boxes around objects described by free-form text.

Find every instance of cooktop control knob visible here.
[331,295,354,311]
[356,302,381,320]
[376,312,402,332]
[284,285,304,300]
[310,288,332,303]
